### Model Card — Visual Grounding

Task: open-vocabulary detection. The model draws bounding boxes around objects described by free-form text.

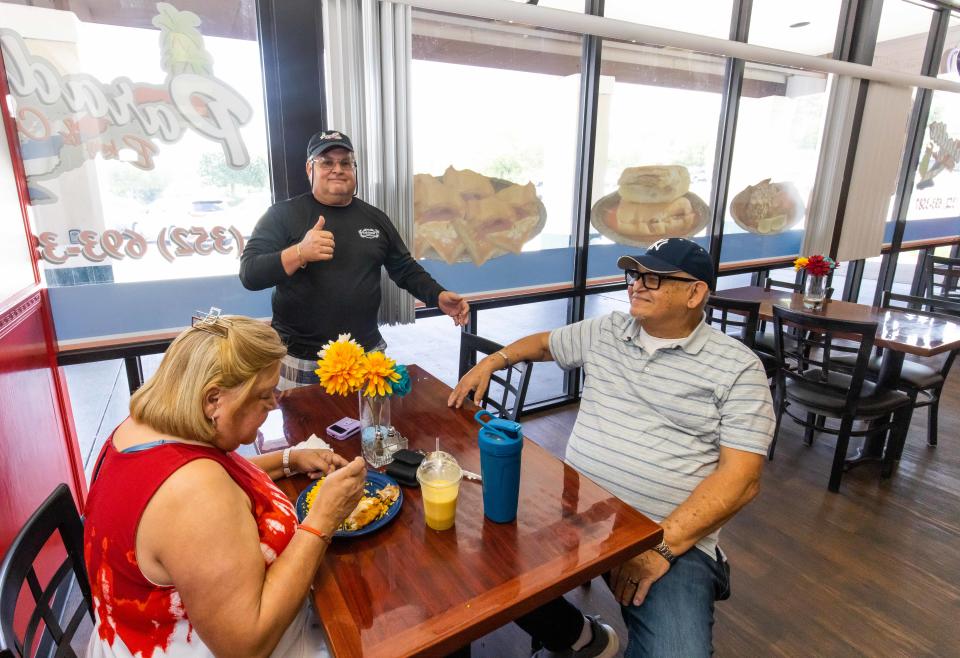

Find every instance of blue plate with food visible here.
[295,471,403,538]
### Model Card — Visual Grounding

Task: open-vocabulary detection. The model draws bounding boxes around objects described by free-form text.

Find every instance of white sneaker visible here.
[531,615,620,658]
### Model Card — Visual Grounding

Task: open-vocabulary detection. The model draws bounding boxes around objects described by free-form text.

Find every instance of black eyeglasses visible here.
[311,157,357,172]
[624,269,699,290]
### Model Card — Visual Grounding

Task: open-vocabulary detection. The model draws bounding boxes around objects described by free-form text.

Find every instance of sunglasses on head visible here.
[624,269,699,290]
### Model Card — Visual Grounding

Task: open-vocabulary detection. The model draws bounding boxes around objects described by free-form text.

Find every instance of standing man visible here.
[240,130,469,389]
[449,239,774,657]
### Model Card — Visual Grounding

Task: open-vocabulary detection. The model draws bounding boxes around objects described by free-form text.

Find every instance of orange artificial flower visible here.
[315,334,365,396]
[360,351,401,397]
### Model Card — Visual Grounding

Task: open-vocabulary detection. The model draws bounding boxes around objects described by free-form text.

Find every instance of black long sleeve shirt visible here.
[239,193,444,358]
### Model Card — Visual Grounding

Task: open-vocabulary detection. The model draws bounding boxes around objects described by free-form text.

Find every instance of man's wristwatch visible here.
[652,540,676,565]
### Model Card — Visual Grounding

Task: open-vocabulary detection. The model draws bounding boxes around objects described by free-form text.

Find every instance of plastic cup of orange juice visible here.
[416,450,462,531]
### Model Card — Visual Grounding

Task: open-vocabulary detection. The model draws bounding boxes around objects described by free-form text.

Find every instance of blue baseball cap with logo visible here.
[306,130,354,160]
[617,238,716,290]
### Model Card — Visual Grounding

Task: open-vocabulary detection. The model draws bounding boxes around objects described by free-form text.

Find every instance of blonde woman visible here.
[83,315,365,658]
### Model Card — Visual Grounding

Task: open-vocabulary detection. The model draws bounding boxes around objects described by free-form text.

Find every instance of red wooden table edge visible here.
[306,458,662,658]
[363,525,662,658]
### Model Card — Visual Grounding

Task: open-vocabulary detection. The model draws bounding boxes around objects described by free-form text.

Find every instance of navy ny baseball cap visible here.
[306,130,354,160]
[617,238,715,290]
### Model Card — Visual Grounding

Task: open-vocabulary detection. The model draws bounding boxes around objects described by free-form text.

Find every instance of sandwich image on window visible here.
[412,166,546,266]
[591,165,710,246]
[729,178,805,235]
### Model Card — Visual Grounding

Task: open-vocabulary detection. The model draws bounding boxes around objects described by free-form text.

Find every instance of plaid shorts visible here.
[278,339,387,391]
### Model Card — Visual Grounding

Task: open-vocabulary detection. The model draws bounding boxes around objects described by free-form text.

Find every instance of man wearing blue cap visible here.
[240,129,469,389]
[450,238,774,657]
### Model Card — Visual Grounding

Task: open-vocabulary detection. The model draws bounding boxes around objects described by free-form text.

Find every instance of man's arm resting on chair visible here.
[448,332,552,408]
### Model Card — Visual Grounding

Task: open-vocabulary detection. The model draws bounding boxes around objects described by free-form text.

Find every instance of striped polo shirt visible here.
[549,311,775,558]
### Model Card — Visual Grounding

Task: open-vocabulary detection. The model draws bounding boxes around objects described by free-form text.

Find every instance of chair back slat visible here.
[764,277,802,293]
[705,296,761,347]
[924,255,960,305]
[883,290,960,315]
[458,331,532,421]
[772,305,878,414]
[0,484,92,658]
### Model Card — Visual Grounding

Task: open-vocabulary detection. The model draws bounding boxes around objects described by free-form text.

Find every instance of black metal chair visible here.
[769,306,912,492]
[755,277,834,356]
[832,291,960,449]
[458,331,532,421]
[0,484,92,658]
[705,296,776,379]
[923,254,960,307]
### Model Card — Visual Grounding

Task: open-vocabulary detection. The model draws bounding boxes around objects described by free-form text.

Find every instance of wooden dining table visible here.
[719,285,960,466]
[274,365,662,658]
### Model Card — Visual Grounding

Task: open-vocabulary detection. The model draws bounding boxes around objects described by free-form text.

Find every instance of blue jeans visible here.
[621,548,730,658]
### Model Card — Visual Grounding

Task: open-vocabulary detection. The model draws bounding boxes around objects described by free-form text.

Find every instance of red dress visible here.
[83,438,321,658]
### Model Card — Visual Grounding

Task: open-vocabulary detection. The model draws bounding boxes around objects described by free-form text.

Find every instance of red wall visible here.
[0,288,85,555]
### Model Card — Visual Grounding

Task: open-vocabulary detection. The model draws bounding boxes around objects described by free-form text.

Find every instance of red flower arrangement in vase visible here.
[794,255,838,309]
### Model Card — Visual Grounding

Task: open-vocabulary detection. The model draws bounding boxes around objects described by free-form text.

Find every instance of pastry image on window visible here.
[590,165,710,246]
[729,179,805,235]
[413,167,546,266]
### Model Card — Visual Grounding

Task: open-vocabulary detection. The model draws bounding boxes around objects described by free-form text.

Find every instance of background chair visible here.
[755,277,834,357]
[0,484,92,658]
[769,306,911,492]
[705,295,776,379]
[924,254,960,306]
[833,291,960,449]
[458,331,532,421]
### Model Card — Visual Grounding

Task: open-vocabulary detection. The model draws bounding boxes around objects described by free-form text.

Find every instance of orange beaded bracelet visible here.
[297,523,332,544]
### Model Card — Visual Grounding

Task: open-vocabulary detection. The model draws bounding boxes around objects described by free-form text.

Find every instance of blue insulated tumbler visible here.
[475,411,523,523]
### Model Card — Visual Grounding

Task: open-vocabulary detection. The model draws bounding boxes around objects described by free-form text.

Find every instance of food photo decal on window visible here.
[413,166,545,266]
[590,165,709,247]
[729,178,805,235]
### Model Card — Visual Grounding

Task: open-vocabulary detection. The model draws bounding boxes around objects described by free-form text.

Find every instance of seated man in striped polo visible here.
[449,238,775,658]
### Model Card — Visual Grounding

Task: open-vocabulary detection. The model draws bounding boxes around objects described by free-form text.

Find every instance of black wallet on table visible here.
[385,449,425,486]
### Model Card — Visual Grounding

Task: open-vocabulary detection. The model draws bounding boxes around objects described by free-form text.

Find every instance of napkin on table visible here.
[292,434,331,451]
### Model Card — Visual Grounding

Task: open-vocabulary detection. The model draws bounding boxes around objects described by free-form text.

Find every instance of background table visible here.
[719,286,960,465]
[276,365,662,658]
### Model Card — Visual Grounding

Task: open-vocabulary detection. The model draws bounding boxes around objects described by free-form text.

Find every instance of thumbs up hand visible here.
[298,215,335,263]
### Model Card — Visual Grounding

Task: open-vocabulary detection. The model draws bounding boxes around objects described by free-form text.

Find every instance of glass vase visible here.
[802,274,827,309]
[358,393,405,467]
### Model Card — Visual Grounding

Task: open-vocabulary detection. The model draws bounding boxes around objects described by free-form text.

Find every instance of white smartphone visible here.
[326,417,361,440]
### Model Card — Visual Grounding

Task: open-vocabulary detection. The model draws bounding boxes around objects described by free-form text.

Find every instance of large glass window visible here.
[902,13,960,244]
[505,0,584,11]
[410,11,582,297]
[747,0,843,57]
[587,42,726,283]
[1,0,271,343]
[478,300,570,406]
[3,1,269,287]
[873,0,936,74]
[604,1,734,40]
[720,64,831,265]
